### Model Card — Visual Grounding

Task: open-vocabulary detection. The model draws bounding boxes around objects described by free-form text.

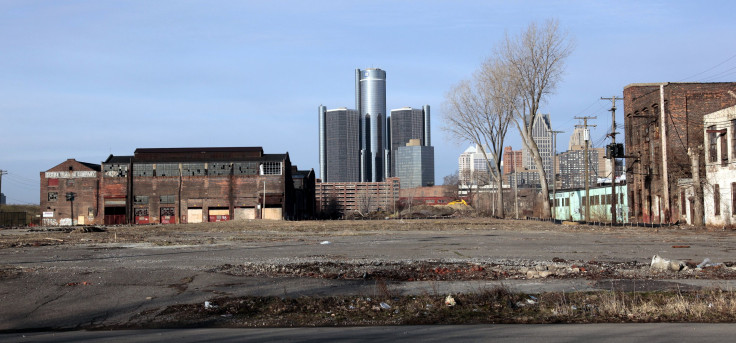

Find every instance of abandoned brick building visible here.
[624,82,736,224]
[40,147,315,225]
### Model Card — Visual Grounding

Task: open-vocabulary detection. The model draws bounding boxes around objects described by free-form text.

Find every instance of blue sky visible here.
[2,1,736,204]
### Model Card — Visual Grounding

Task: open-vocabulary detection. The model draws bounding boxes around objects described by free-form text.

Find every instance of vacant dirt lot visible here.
[2,218,736,330]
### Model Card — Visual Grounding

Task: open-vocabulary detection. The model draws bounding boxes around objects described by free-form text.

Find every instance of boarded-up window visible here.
[681,190,686,215]
[48,178,59,187]
[715,184,721,216]
[732,183,736,216]
[732,120,736,160]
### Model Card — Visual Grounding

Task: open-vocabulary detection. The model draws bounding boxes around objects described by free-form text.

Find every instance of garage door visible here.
[208,209,230,222]
[263,207,282,220]
[234,208,256,220]
[187,208,203,223]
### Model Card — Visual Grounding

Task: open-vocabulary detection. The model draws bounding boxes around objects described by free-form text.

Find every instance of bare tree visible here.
[442,171,460,199]
[443,60,515,218]
[495,19,574,218]
[356,189,375,218]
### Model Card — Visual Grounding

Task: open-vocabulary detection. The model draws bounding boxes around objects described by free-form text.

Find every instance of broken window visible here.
[261,161,282,175]
[134,208,149,217]
[182,163,206,176]
[209,162,233,176]
[722,130,729,166]
[103,164,128,177]
[234,162,259,175]
[134,196,148,205]
[715,184,721,216]
[709,126,718,163]
[133,163,154,177]
[48,192,58,202]
[157,163,180,177]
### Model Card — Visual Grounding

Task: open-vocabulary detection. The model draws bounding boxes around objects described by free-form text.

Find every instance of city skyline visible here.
[319,68,432,184]
[2,1,736,204]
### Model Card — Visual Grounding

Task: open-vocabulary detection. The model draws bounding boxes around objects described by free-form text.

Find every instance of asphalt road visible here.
[1,225,736,331]
[5,324,736,342]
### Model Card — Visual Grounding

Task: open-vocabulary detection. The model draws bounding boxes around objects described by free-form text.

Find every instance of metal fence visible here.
[0,212,28,227]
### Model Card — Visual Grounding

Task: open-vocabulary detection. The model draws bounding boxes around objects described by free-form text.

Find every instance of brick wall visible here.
[624,82,736,223]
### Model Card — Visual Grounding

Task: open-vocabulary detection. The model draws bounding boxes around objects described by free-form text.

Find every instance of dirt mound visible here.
[399,205,457,218]
[447,203,473,211]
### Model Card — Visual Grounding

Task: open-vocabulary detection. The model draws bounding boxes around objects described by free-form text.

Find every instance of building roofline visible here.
[624,81,736,90]
[134,147,264,154]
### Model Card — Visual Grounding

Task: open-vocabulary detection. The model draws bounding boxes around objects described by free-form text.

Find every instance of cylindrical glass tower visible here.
[358,68,386,182]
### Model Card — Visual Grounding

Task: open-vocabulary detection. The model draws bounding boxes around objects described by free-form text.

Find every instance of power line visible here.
[678,52,736,82]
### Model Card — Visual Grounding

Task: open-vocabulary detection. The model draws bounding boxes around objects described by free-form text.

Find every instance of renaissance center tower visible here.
[356,68,387,182]
[319,68,433,185]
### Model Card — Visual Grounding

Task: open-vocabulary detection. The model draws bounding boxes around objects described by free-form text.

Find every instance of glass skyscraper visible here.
[319,68,434,186]
[356,68,387,182]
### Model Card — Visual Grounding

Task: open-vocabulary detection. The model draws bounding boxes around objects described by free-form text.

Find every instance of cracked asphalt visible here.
[1,219,736,331]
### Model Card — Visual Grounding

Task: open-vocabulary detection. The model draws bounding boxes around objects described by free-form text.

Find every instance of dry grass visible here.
[120,288,736,329]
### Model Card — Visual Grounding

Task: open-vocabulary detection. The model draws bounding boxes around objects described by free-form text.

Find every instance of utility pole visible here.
[550,130,564,220]
[0,170,6,205]
[514,172,519,219]
[602,96,623,224]
[659,84,670,223]
[575,116,596,222]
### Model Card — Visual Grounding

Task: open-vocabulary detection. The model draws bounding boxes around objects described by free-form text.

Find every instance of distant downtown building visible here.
[396,139,434,188]
[389,106,431,177]
[522,113,553,179]
[458,144,491,186]
[319,68,433,186]
[318,107,360,182]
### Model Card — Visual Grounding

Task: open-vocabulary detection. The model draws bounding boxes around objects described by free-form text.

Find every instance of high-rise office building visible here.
[356,68,387,182]
[388,106,430,177]
[458,144,492,186]
[396,139,434,189]
[522,113,553,178]
[319,68,433,184]
[318,106,360,182]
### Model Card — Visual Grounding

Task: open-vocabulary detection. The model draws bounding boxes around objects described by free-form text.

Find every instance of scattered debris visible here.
[445,295,456,307]
[204,301,217,309]
[672,245,690,248]
[650,255,686,272]
[65,281,91,286]
[320,241,331,245]
[44,237,64,242]
[380,302,391,310]
[72,226,106,233]
[697,258,723,269]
